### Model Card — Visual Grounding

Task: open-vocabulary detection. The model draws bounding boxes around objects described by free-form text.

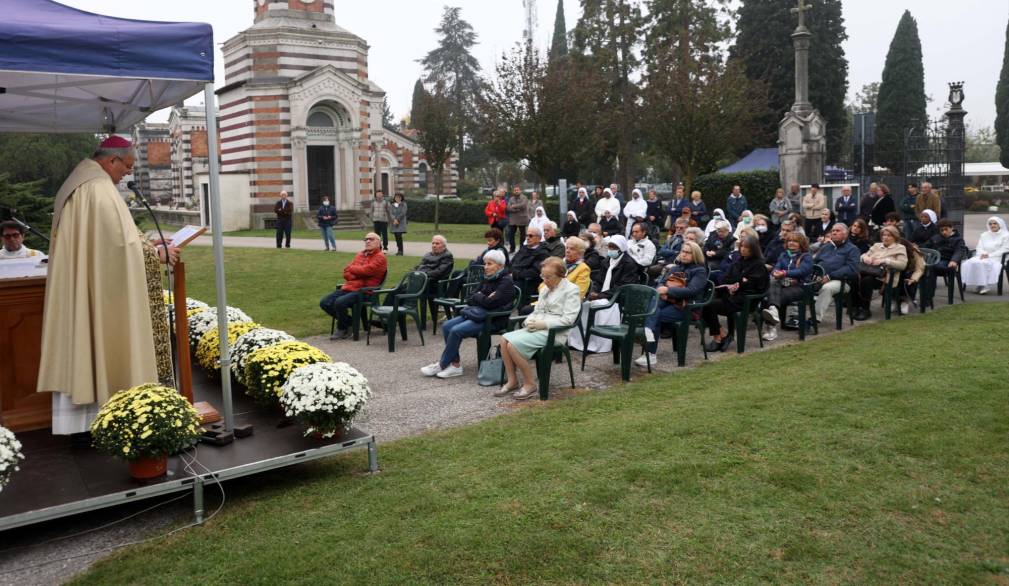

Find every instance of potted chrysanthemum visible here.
[163,292,210,319]
[0,425,25,492]
[187,306,253,349]
[195,321,261,371]
[243,341,330,405]
[280,362,371,438]
[229,328,295,386]
[90,383,202,480]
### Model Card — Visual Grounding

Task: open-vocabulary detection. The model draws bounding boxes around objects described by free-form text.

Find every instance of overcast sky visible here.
[62,0,1008,131]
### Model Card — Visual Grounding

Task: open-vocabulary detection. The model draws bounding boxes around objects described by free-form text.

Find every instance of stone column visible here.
[791,27,812,115]
[291,129,308,211]
[945,82,967,232]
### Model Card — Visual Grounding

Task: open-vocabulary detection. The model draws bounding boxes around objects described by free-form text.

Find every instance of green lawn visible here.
[225,222,491,245]
[75,302,1009,584]
[177,246,457,337]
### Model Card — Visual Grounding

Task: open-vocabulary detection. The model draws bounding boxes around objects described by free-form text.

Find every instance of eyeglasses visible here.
[363,237,377,241]
[114,157,134,172]
[2,233,22,239]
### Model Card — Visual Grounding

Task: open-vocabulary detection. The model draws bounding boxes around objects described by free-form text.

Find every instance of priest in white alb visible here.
[38,136,178,436]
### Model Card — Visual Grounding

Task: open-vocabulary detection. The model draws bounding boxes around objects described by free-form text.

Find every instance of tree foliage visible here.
[419,6,483,180]
[965,125,1002,164]
[730,0,849,161]
[642,0,761,191]
[997,18,1009,168]
[572,0,643,193]
[412,83,457,229]
[479,43,606,190]
[875,10,927,174]
[550,0,569,61]
[0,133,96,195]
[851,82,880,114]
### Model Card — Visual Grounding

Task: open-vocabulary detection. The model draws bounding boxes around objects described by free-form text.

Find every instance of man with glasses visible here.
[38,135,160,436]
[320,232,388,340]
[0,221,41,259]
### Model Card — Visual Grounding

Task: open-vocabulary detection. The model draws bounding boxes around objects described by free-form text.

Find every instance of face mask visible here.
[607,250,621,259]
[755,225,767,233]
[322,200,329,206]
[743,217,752,224]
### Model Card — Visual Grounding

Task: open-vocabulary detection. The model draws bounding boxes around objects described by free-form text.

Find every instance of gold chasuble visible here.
[37,159,158,427]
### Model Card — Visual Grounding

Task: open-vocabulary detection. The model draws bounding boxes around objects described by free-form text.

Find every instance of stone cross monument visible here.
[778,0,826,188]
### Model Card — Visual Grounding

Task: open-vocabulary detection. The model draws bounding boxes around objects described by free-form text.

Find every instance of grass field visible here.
[74,302,1009,584]
[177,246,457,338]
[225,222,491,245]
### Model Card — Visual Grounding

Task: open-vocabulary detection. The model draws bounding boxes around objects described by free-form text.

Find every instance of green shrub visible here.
[691,171,781,216]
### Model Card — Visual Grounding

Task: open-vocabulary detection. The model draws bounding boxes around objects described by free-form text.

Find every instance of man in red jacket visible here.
[320,232,387,339]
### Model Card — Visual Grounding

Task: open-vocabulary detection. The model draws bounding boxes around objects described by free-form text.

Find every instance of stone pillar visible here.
[791,28,812,115]
[291,129,308,211]
[778,3,825,188]
[945,82,967,232]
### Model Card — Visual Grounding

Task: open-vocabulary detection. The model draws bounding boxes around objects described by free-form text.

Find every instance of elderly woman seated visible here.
[701,234,769,352]
[635,241,708,367]
[854,225,907,320]
[961,216,1009,295]
[421,250,514,378]
[703,220,736,269]
[760,233,814,341]
[497,258,582,400]
[472,228,509,267]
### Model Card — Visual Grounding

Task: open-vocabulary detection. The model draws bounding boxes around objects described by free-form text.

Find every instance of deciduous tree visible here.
[412,83,456,230]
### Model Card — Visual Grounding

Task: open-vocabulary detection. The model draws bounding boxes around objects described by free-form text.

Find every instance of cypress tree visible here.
[410,79,426,129]
[874,10,927,174]
[550,0,568,60]
[996,18,1009,168]
[730,0,848,162]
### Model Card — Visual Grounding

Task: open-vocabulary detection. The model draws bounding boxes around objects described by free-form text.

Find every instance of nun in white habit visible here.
[961,216,1009,294]
[704,208,727,238]
[566,235,631,353]
[527,206,550,238]
[623,188,648,237]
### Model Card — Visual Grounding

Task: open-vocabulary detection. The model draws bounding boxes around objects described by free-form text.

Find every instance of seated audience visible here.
[414,235,455,309]
[562,237,592,299]
[897,236,925,314]
[704,208,727,237]
[701,234,769,352]
[961,216,1009,295]
[811,223,860,324]
[854,225,907,320]
[589,235,640,300]
[562,211,581,238]
[808,208,834,248]
[510,226,551,299]
[498,257,582,400]
[599,210,622,237]
[473,228,509,267]
[636,241,708,367]
[656,218,689,265]
[760,233,813,341]
[732,210,755,239]
[703,220,736,268]
[421,250,514,378]
[320,232,387,340]
[581,229,606,284]
[926,219,965,285]
[763,220,793,268]
[910,209,938,246]
[752,214,773,250]
[848,218,872,254]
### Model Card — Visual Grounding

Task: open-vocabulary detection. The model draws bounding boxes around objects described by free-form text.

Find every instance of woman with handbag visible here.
[854,225,907,320]
[701,234,769,352]
[635,241,708,367]
[497,258,582,400]
[761,233,814,341]
[421,250,514,379]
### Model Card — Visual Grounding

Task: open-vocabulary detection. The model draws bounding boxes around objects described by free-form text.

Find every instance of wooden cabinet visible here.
[0,276,50,432]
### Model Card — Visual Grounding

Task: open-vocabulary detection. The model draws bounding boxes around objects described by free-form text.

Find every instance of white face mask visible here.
[322,200,329,206]
[755,225,767,233]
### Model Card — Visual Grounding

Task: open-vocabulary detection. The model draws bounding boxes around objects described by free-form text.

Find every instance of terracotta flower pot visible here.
[128,455,168,480]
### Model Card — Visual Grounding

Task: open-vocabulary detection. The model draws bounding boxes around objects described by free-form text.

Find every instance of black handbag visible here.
[460,306,488,322]
[858,262,885,278]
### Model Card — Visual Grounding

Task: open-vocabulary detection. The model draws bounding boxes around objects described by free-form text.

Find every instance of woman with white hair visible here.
[421,249,514,378]
[732,209,755,239]
[623,188,648,237]
[961,216,1009,295]
[703,220,736,268]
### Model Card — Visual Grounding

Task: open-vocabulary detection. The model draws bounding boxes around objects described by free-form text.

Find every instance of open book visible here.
[167,225,208,248]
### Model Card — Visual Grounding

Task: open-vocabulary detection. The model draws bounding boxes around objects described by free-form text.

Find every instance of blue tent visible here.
[718,148,779,174]
[0,0,213,132]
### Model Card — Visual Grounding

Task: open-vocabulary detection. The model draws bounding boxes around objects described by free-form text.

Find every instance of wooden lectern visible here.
[171,261,220,424]
[0,275,49,432]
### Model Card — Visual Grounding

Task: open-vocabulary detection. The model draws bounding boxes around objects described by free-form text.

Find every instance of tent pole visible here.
[204,82,234,431]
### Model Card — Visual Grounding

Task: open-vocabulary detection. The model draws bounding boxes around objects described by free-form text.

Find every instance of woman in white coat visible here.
[499,257,582,400]
[623,188,648,237]
[961,216,1009,294]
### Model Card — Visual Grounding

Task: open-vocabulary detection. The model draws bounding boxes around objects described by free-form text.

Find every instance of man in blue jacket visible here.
[725,184,748,228]
[812,223,860,323]
[834,185,858,226]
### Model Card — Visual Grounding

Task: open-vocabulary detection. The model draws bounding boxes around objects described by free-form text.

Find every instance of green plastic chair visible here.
[733,291,767,354]
[774,264,824,341]
[666,280,715,367]
[832,279,855,330]
[918,248,941,312]
[881,269,904,320]
[366,271,428,352]
[474,285,524,367]
[432,264,484,334]
[330,271,387,341]
[508,305,583,400]
[581,285,659,382]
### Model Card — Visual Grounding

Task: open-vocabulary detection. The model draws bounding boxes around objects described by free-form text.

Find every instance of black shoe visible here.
[704,339,721,352]
[330,328,349,340]
[806,319,817,334]
[718,334,734,352]
[782,317,800,330]
[853,309,870,321]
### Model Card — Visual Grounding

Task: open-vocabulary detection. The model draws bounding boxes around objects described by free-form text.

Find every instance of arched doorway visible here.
[305,101,350,209]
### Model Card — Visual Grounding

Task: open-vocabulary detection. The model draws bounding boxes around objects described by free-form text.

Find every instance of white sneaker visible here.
[900,302,909,314]
[762,306,780,325]
[979,287,989,295]
[634,353,657,367]
[436,364,464,378]
[762,326,778,341]
[420,362,443,376]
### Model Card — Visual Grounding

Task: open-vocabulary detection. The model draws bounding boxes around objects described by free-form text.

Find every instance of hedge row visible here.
[691,170,783,217]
